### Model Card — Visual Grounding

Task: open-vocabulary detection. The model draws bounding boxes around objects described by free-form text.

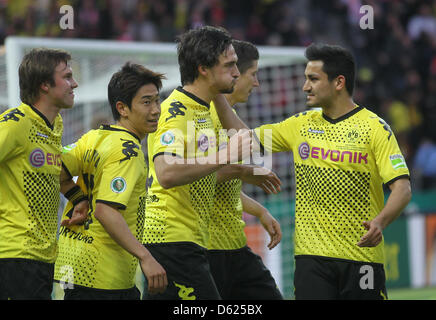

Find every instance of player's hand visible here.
[225,129,252,163]
[140,255,168,295]
[357,220,383,247]
[240,166,281,194]
[259,210,282,250]
[61,200,89,227]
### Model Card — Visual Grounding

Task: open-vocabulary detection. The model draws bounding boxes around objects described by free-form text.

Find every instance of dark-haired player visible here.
[142,26,262,300]
[213,43,411,300]
[207,40,283,300]
[54,62,167,300]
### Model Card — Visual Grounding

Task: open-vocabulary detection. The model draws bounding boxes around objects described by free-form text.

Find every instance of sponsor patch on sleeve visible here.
[62,143,76,153]
[111,177,127,193]
[390,154,407,170]
[160,131,175,146]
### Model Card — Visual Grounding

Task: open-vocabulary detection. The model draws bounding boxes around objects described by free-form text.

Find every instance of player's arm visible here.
[240,192,282,249]
[357,178,411,247]
[212,94,249,132]
[59,166,89,227]
[154,129,251,189]
[216,164,281,194]
[94,202,167,294]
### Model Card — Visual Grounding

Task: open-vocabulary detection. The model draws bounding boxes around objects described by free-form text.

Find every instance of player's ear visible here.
[116,101,129,118]
[335,75,346,91]
[198,65,209,77]
[40,82,50,93]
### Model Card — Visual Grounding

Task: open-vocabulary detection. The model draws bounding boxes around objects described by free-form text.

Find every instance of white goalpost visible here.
[5,36,307,298]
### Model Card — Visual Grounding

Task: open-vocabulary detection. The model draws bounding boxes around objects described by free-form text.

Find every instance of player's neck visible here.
[224,93,237,107]
[32,100,60,125]
[323,97,356,120]
[182,81,216,105]
[116,120,145,141]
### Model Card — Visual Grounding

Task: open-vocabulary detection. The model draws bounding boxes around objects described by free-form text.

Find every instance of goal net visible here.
[5,36,307,299]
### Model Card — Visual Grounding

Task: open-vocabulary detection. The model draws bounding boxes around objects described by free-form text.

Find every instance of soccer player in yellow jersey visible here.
[143,26,258,300]
[54,63,167,299]
[213,43,412,300]
[0,48,84,299]
[207,40,283,299]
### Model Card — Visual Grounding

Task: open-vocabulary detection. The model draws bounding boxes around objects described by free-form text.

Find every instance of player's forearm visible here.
[240,191,268,218]
[94,203,151,261]
[374,178,412,229]
[60,167,76,195]
[154,154,225,189]
[60,178,77,196]
[216,164,247,183]
[213,94,249,132]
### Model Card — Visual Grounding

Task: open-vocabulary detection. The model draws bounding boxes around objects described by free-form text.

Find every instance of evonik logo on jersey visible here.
[29,148,61,168]
[298,142,369,164]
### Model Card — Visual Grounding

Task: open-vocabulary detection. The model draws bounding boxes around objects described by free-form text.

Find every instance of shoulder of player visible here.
[161,88,211,122]
[356,107,395,142]
[358,107,391,129]
[75,127,142,159]
[160,96,192,122]
[285,108,320,123]
[0,105,31,134]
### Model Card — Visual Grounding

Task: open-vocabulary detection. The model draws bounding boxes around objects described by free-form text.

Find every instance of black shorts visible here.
[63,285,140,300]
[207,246,283,300]
[142,242,221,300]
[294,255,388,300]
[0,258,54,300]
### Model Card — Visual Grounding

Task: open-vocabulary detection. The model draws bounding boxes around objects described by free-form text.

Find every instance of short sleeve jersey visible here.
[54,125,147,290]
[254,106,410,264]
[143,87,217,248]
[208,102,246,250]
[0,103,63,264]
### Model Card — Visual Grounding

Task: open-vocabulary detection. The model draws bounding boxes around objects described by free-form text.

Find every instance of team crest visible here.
[345,128,360,143]
[111,177,126,193]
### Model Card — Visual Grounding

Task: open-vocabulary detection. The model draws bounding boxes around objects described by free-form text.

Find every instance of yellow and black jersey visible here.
[143,87,217,248]
[208,103,246,250]
[255,106,410,264]
[0,103,63,263]
[0,103,63,264]
[54,125,147,290]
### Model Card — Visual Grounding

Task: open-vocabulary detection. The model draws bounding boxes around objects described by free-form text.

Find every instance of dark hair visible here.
[176,25,233,85]
[19,48,72,105]
[305,43,356,95]
[108,62,165,121]
[232,40,259,75]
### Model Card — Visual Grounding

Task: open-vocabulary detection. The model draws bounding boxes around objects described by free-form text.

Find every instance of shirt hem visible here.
[295,254,384,266]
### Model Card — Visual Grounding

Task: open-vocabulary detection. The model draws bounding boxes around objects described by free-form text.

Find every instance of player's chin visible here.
[220,85,235,94]
[145,121,158,133]
[61,100,75,109]
[305,97,319,108]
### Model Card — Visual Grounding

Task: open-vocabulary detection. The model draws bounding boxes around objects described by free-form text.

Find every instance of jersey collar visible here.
[99,124,141,143]
[26,103,55,130]
[176,86,210,109]
[322,105,364,124]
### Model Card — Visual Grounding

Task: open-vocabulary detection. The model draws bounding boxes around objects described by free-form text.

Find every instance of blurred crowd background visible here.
[1,0,435,189]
